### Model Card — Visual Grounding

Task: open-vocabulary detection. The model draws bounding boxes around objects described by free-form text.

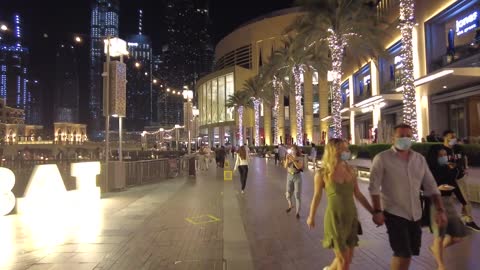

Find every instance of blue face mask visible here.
[340,151,351,161]
[438,156,448,166]
[395,137,412,151]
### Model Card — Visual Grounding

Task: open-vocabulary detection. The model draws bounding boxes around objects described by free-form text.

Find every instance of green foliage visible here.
[457,144,480,166]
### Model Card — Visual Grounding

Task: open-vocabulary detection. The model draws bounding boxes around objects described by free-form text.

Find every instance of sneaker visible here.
[466,221,480,232]
[241,190,245,194]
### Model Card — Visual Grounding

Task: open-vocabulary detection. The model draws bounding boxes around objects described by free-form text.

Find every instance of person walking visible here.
[307,138,374,270]
[279,144,287,164]
[427,148,467,270]
[369,123,447,270]
[198,146,207,171]
[274,146,280,165]
[428,129,480,231]
[284,145,304,219]
[234,145,249,194]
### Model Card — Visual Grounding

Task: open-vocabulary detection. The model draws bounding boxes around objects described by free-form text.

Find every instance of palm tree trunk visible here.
[253,99,261,146]
[293,65,303,146]
[328,33,345,139]
[399,0,418,140]
[273,91,280,145]
[238,106,244,146]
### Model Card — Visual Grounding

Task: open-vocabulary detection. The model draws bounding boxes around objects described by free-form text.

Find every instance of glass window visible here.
[202,84,206,125]
[341,80,350,108]
[207,81,212,124]
[226,73,234,121]
[379,41,402,92]
[353,64,371,104]
[218,76,225,122]
[211,78,218,123]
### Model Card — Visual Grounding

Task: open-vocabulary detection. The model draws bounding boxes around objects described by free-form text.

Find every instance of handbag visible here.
[357,220,363,235]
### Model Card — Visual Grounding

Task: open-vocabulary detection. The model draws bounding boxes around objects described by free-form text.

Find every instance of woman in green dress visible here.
[307,138,374,270]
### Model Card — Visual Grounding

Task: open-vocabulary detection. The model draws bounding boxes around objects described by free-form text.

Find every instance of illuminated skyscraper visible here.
[89,0,119,139]
[125,9,154,131]
[55,44,80,123]
[0,14,29,113]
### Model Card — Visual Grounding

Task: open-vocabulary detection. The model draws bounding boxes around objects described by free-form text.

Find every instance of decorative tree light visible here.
[327,28,347,139]
[238,106,244,146]
[293,66,304,146]
[399,0,418,140]
[273,91,280,145]
[253,99,261,146]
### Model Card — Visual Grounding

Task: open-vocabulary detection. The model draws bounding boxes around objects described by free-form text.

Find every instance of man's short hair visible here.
[443,129,455,137]
[394,123,412,132]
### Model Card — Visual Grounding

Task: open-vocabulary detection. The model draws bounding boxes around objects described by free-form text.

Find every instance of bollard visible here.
[224,160,232,181]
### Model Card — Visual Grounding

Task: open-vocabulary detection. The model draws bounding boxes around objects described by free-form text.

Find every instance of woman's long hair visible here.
[321,138,345,184]
[239,146,247,160]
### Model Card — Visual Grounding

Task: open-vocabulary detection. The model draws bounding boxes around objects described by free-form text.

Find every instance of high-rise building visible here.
[0,14,29,114]
[54,44,80,123]
[156,0,213,128]
[125,9,154,131]
[161,0,213,89]
[26,78,42,125]
[89,0,119,139]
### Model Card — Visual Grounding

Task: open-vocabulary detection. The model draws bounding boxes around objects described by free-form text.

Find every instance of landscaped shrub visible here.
[251,143,480,166]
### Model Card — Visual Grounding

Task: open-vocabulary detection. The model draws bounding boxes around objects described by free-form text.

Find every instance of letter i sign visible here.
[0,168,16,216]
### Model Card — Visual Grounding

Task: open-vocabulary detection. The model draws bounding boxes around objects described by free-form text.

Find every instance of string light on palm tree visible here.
[399,0,418,140]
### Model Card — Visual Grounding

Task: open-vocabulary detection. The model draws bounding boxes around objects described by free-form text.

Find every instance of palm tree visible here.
[261,55,293,145]
[242,75,271,146]
[266,37,318,146]
[226,90,253,146]
[293,0,389,139]
[399,0,418,139]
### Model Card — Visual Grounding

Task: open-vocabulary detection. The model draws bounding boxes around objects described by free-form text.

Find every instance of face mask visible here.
[438,156,448,166]
[340,151,351,161]
[448,139,457,146]
[395,137,412,151]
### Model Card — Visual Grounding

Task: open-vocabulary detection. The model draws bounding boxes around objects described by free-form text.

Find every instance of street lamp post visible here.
[192,107,199,151]
[182,87,194,154]
[103,37,128,187]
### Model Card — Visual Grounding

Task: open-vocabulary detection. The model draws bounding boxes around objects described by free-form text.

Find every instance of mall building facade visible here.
[197,0,480,146]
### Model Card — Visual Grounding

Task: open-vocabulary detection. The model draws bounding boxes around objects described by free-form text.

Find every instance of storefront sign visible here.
[456,11,478,36]
[0,162,101,216]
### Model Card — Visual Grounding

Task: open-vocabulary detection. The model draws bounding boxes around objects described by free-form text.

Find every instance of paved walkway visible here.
[1,157,479,270]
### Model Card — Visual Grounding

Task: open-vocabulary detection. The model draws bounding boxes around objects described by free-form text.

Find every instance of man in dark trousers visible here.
[428,129,480,232]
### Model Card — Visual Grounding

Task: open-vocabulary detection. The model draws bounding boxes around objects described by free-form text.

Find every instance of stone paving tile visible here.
[5,157,480,270]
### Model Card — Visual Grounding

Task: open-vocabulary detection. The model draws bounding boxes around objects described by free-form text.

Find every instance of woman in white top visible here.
[234,145,249,194]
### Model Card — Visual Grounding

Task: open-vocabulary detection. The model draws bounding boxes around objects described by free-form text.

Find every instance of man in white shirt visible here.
[369,123,447,270]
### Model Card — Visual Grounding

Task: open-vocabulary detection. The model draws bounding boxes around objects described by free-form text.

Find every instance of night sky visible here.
[2,0,294,53]
[1,0,294,126]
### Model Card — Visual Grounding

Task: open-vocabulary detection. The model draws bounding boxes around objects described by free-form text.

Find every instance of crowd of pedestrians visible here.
[195,123,478,270]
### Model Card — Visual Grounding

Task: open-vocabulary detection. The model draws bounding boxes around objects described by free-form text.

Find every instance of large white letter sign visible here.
[70,162,101,202]
[15,162,102,216]
[0,167,16,216]
[16,164,68,215]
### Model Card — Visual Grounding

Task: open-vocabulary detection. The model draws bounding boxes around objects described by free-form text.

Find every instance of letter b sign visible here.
[0,167,16,216]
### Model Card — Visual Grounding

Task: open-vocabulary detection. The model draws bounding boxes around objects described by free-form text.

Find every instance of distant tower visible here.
[54,44,80,123]
[0,14,29,112]
[89,0,120,139]
[125,9,153,131]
